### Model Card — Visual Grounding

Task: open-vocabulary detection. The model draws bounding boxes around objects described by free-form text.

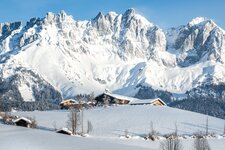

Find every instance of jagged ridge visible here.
[0,9,225,113]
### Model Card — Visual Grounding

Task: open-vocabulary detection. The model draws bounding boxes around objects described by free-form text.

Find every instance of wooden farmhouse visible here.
[94,92,136,105]
[13,117,32,128]
[95,92,166,106]
[60,99,78,109]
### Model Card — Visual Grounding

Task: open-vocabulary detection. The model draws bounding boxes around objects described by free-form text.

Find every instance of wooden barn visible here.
[13,117,32,128]
[95,92,167,106]
[94,92,138,105]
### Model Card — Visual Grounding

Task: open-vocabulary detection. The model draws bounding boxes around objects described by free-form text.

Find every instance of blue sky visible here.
[0,0,224,29]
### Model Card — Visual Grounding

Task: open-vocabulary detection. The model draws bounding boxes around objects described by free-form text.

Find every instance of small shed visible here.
[56,128,72,135]
[13,117,32,128]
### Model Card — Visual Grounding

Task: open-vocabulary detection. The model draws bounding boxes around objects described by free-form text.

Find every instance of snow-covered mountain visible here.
[0,9,225,114]
[167,17,225,67]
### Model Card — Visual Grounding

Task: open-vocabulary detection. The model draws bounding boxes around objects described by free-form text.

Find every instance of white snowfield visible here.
[0,124,149,150]
[0,105,222,150]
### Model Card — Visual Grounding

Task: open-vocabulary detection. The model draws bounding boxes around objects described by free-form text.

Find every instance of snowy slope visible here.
[0,124,149,150]
[5,105,225,150]
[1,123,225,150]
[14,105,225,137]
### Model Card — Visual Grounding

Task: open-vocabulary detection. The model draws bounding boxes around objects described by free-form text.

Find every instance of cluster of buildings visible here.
[60,92,166,110]
[5,92,166,136]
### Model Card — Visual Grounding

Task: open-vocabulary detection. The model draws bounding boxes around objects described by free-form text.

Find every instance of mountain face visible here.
[0,9,225,116]
[0,67,62,111]
[167,17,225,67]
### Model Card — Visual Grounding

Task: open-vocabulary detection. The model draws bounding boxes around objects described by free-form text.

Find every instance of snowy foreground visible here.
[1,105,225,150]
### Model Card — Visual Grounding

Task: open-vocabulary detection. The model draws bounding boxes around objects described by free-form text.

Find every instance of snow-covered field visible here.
[1,105,225,150]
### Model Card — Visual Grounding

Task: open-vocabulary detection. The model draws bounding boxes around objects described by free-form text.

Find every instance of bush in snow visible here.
[2,112,10,124]
[28,117,38,128]
[159,133,183,150]
[87,120,93,134]
[124,129,129,138]
[145,121,159,141]
[2,112,15,125]
[194,132,211,150]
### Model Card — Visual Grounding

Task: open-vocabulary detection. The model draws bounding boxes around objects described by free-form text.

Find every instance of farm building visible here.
[129,98,166,106]
[13,117,32,128]
[56,128,72,135]
[94,92,137,105]
[60,99,78,109]
[95,92,166,106]
[60,99,95,110]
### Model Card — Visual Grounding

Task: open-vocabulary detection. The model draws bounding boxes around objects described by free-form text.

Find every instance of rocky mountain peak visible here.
[43,11,74,26]
[0,21,22,37]
[166,16,225,67]
[188,17,209,27]
[25,17,42,28]
[0,10,225,106]
[94,12,104,20]
[123,8,136,17]
[59,10,67,19]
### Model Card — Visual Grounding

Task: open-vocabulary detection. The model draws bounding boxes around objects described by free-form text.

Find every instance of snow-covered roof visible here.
[13,117,32,124]
[56,128,72,135]
[97,93,166,105]
[102,92,140,102]
[150,98,167,106]
[129,99,153,104]
[129,98,166,105]
[60,99,78,104]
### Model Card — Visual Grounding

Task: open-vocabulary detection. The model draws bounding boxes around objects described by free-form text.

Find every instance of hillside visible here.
[1,105,223,150]
[14,105,225,136]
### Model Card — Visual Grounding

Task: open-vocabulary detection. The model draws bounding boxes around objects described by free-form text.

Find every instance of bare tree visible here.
[160,135,182,150]
[223,122,225,135]
[146,121,157,141]
[2,112,9,124]
[2,112,14,125]
[52,121,57,131]
[194,133,211,150]
[81,109,84,135]
[103,95,110,106]
[67,110,80,135]
[30,117,38,128]
[205,116,209,136]
[87,120,93,134]
[150,121,155,135]
[88,92,95,104]
[174,122,178,137]
[124,129,129,138]
[160,124,182,150]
